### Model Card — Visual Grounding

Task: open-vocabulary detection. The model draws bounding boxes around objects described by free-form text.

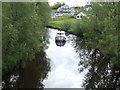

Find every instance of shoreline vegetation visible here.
[2,2,51,76]
[48,2,120,67]
[2,1,120,88]
[47,17,83,36]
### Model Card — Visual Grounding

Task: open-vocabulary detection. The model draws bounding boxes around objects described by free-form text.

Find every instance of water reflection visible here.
[72,36,120,88]
[2,28,119,88]
[43,28,88,88]
[55,31,66,47]
[2,50,51,88]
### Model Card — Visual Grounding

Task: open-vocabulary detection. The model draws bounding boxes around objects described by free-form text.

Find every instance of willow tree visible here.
[2,2,51,75]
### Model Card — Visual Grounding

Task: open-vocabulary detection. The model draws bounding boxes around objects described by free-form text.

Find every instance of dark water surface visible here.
[2,28,120,88]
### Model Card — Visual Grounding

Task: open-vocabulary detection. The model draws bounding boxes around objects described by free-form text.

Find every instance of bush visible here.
[70,20,83,37]
[60,21,72,31]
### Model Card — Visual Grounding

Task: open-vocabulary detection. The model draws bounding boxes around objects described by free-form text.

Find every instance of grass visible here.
[47,17,79,32]
[47,15,89,36]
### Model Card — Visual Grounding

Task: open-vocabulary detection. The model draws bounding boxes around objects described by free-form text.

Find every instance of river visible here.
[43,28,88,88]
[2,28,120,88]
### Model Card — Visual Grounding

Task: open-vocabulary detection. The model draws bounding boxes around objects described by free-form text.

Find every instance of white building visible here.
[51,5,75,17]
[85,7,92,11]
[84,2,92,11]
[57,4,75,13]
[76,12,87,19]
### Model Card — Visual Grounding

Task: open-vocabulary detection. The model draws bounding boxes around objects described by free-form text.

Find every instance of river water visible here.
[2,28,120,88]
[43,28,88,88]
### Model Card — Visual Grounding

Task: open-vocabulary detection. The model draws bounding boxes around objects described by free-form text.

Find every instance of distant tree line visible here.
[52,2,65,9]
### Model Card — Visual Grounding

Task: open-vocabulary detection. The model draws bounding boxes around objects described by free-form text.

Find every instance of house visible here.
[76,12,86,19]
[51,5,75,18]
[57,5,75,12]
[84,2,92,11]
[85,7,92,11]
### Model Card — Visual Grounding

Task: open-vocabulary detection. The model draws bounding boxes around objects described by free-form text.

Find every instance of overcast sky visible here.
[48,0,88,7]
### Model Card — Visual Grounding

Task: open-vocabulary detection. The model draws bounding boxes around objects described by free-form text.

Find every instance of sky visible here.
[48,0,88,7]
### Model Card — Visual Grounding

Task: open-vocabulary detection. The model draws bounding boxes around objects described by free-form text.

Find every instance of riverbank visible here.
[47,18,76,31]
[47,17,83,37]
[48,10,119,67]
[46,26,82,38]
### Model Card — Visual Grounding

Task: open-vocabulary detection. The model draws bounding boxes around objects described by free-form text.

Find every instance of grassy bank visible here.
[47,16,87,38]
[47,17,83,36]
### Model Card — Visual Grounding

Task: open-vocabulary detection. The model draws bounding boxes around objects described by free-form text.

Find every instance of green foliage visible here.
[48,18,77,31]
[60,21,71,31]
[2,2,50,74]
[74,6,80,9]
[70,20,83,36]
[76,2,119,66]
[74,6,84,14]
[49,2,119,67]
[57,15,75,19]
[36,2,51,26]
[55,11,71,13]
[52,2,65,9]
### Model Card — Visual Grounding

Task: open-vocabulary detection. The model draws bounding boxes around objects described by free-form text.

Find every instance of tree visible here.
[75,2,119,66]
[2,2,51,75]
[70,2,119,88]
[52,2,65,9]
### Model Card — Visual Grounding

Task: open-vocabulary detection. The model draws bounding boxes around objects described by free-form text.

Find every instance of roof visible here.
[77,12,86,16]
[57,4,75,12]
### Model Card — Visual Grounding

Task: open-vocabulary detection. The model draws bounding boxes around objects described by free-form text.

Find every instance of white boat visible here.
[55,31,66,46]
